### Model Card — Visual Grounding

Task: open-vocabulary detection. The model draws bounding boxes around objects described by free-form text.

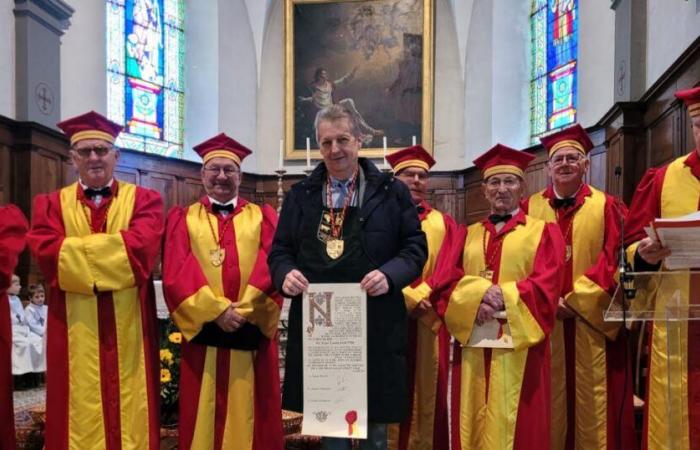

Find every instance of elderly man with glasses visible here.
[27,111,164,450]
[162,133,283,450]
[446,144,564,450]
[523,124,635,450]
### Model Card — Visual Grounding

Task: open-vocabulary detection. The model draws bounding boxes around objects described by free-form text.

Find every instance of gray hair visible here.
[314,105,361,144]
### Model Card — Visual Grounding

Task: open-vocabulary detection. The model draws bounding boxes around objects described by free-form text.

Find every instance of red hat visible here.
[193,133,252,166]
[57,111,123,146]
[473,144,534,180]
[540,124,593,157]
[675,86,700,119]
[386,145,436,173]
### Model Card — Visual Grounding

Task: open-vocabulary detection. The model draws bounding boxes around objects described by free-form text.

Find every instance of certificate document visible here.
[301,283,368,439]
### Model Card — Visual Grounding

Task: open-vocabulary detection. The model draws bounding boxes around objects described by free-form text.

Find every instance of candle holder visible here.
[275,169,287,214]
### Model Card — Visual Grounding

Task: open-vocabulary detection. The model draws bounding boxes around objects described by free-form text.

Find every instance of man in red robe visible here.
[27,111,164,450]
[625,86,700,450]
[385,145,463,450]
[523,124,635,450]
[446,144,564,450]
[0,204,28,450]
[162,133,283,450]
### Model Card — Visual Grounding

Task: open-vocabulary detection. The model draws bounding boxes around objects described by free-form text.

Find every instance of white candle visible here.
[382,136,388,168]
[278,139,284,170]
[306,137,311,168]
[412,135,417,146]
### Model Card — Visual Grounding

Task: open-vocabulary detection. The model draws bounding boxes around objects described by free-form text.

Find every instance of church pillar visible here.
[612,0,646,102]
[14,0,74,128]
[604,0,647,204]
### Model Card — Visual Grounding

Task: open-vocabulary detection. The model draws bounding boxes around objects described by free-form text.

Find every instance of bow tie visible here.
[552,197,576,209]
[488,213,512,224]
[416,205,425,214]
[212,203,234,214]
[84,186,112,199]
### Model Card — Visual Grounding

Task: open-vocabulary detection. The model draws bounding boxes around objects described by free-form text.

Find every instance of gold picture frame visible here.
[284,0,434,161]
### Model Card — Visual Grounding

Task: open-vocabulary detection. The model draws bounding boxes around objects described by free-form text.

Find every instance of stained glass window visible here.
[530,0,578,142]
[106,0,185,158]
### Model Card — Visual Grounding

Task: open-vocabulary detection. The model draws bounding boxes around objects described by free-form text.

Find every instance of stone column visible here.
[14,0,74,128]
[611,0,647,102]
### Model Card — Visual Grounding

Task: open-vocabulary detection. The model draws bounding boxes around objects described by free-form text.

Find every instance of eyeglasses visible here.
[203,166,240,177]
[485,177,520,189]
[73,146,113,158]
[550,154,585,166]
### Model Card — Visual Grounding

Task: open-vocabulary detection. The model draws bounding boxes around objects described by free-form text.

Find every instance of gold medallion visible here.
[479,269,494,281]
[210,248,225,266]
[565,245,572,262]
[326,239,344,260]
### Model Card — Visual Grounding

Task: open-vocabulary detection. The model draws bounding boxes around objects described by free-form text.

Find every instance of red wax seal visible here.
[345,410,358,435]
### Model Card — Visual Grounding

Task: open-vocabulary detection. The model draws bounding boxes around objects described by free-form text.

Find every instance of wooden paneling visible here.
[647,109,678,168]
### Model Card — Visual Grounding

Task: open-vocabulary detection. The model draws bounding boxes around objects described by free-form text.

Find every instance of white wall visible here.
[183,0,219,161]
[432,0,465,171]
[646,0,700,90]
[217,0,259,172]
[578,0,615,127]
[463,0,493,163]
[61,0,106,118]
[491,0,530,149]
[0,0,15,118]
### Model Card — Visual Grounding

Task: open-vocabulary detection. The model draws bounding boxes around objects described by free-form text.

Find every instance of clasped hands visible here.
[282,268,390,297]
[476,285,505,326]
[214,302,247,332]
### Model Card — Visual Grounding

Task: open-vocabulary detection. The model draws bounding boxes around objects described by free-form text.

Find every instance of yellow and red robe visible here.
[162,197,283,450]
[26,181,164,450]
[0,204,28,450]
[446,211,564,450]
[625,150,700,450]
[388,201,465,450]
[524,184,636,450]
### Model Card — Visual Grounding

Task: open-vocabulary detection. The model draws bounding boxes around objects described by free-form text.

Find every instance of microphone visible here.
[615,166,636,300]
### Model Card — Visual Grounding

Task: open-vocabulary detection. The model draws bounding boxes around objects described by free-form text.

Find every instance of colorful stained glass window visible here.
[106,0,185,158]
[530,0,578,142]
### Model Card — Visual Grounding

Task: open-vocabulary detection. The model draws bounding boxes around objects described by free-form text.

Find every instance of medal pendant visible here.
[210,248,225,266]
[565,245,572,262]
[479,269,494,281]
[326,239,344,260]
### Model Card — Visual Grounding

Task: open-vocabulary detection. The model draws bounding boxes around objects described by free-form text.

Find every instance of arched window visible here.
[530,0,578,142]
[106,0,185,158]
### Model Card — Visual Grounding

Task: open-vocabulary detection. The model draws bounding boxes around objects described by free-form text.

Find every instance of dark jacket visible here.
[268,158,427,422]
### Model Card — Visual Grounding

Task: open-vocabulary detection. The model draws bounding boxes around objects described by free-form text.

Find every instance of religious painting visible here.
[284,0,434,161]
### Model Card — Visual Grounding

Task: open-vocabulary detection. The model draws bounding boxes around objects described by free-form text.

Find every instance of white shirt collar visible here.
[79,178,114,190]
[553,184,582,200]
[208,196,237,208]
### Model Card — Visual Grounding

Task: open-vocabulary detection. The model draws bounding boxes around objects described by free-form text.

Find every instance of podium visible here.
[605,270,700,449]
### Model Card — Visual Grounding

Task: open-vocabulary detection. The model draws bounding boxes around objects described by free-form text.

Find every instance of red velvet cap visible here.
[193,133,252,166]
[473,144,534,180]
[540,124,593,157]
[57,111,123,146]
[675,86,700,118]
[386,145,436,173]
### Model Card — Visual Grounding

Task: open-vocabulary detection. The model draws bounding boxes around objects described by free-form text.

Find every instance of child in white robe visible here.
[24,283,47,372]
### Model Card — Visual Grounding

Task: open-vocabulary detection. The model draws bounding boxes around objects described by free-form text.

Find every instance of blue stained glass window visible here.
[530,0,578,142]
[107,0,185,158]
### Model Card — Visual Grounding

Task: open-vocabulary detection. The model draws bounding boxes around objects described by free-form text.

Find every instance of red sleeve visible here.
[26,192,64,287]
[515,222,566,335]
[625,167,664,246]
[0,205,29,289]
[429,217,466,319]
[121,187,165,286]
